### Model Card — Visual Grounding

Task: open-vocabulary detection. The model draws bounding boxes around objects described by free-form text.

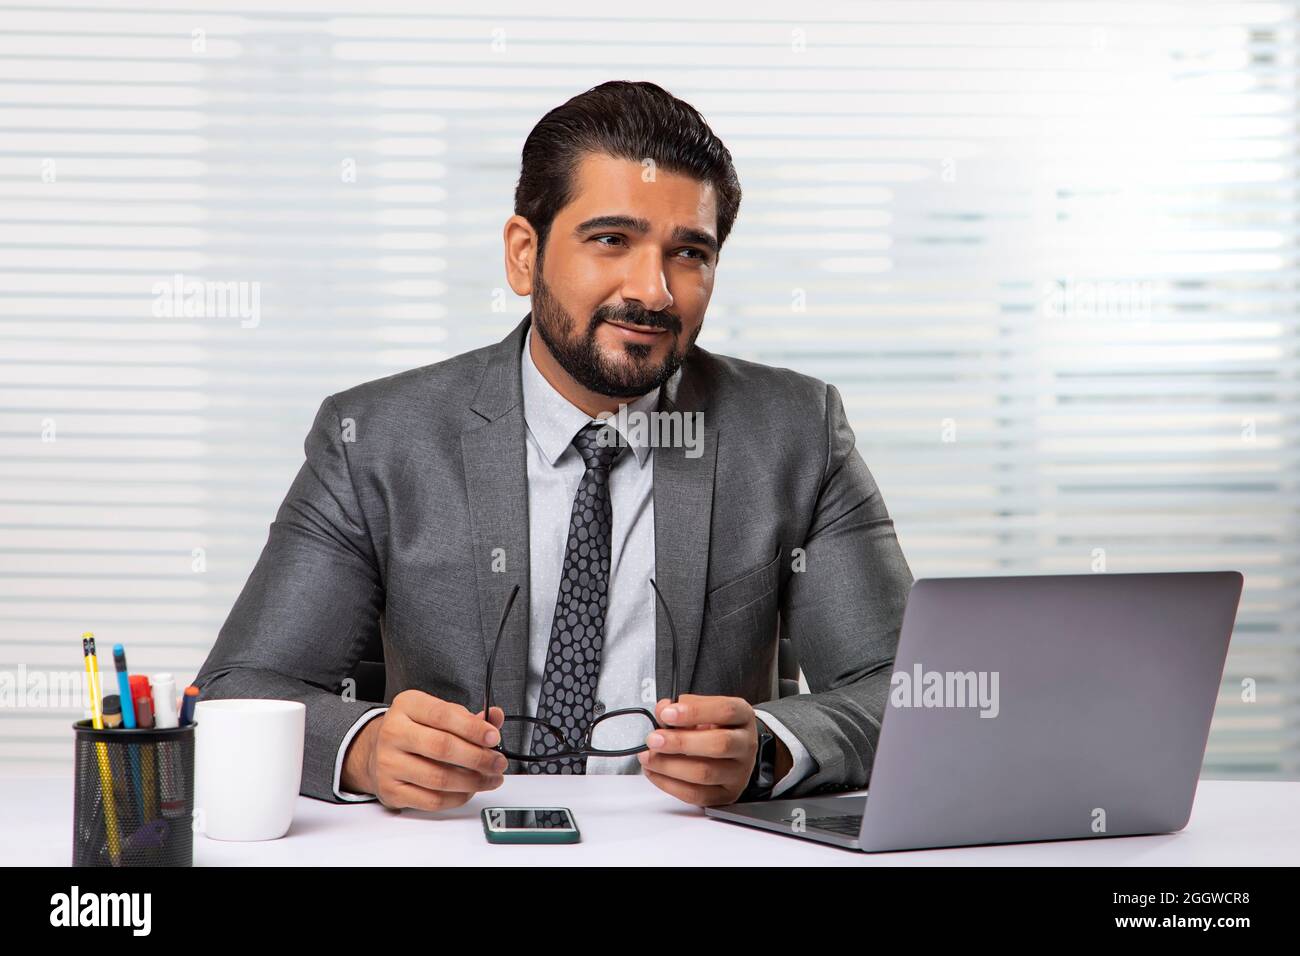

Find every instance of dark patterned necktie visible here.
[528,421,625,774]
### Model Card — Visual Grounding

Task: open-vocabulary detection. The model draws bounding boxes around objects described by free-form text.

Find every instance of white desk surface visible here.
[5,776,1297,866]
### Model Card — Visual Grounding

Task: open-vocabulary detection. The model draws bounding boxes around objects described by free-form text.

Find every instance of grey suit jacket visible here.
[195,313,915,802]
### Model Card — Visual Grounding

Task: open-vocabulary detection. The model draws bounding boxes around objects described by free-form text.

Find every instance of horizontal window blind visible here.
[1,0,1295,779]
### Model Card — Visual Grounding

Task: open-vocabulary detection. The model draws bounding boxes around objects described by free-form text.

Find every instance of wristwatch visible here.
[738,717,777,802]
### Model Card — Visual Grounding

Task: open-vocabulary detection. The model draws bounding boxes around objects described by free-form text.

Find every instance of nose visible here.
[620,247,674,315]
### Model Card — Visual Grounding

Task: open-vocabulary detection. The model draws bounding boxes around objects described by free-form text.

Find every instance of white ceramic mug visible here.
[194,699,305,841]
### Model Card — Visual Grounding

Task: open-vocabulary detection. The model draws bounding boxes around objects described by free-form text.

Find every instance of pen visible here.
[112,643,145,826]
[161,684,199,822]
[113,645,137,729]
[132,681,158,824]
[179,685,199,726]
[82,634,121,866]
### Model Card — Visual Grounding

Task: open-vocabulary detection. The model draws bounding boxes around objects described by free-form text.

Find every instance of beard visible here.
[530,258,697,399]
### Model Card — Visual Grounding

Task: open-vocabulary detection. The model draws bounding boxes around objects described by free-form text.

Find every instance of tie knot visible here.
[572,421,625,472]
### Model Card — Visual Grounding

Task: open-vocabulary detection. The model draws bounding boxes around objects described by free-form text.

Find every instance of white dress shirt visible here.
[332,327,813,800]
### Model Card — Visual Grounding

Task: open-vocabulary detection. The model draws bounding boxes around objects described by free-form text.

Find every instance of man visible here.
[195,80,914,812]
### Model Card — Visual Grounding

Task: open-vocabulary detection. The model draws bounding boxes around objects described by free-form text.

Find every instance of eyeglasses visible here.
[484,578,679,762]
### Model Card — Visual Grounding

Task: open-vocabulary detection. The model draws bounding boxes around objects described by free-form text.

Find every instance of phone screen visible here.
[484,807,575,831]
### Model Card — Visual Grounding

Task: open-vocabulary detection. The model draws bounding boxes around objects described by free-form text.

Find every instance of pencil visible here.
[83,633,121,866]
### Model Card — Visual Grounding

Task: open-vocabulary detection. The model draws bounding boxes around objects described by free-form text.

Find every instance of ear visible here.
[503,215,539,296]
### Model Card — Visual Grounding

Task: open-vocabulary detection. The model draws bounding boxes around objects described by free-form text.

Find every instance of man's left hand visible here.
[637,694,789,807]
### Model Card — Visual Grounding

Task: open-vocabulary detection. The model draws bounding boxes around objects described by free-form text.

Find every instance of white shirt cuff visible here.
[332,706,389,802]
[754,708,815,798]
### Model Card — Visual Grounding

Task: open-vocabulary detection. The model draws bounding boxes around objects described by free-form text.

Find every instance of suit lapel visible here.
[462,315,531,756]
[652,352,717,702]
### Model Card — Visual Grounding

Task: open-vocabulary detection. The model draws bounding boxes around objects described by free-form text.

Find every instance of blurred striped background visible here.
[1,0,1296,778]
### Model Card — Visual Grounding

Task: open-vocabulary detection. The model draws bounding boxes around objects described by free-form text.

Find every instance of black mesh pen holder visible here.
[72,719,196,867]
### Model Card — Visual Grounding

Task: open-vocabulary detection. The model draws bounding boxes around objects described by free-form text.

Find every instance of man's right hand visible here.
[341,690,508,811]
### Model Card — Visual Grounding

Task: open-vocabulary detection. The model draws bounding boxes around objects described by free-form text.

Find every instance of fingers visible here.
[644,724,749,759]
[639,695,758,807]
[375,693,511,812]
[638,750,746,788]
[374,746,506,812]
[391,748,505,795]
[641,767,733,808]
[380,778,495,813]
[399,690,500,747]
[397,712,508,777]
[656,694,752,728]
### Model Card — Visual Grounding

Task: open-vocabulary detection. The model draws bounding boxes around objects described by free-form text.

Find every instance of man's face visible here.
[530,152,718,398]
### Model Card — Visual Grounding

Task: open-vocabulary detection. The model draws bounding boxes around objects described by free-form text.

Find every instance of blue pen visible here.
[113,644,145,824]
[113,645,137,728]
[179,685,199,726]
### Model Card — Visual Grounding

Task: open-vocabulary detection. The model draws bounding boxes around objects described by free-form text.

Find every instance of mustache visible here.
[592,306,681,335]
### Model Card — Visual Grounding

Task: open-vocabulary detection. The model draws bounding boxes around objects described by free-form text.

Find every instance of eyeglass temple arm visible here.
[486,579,676,720]
[648,577,679,703]
[483,583,520,718]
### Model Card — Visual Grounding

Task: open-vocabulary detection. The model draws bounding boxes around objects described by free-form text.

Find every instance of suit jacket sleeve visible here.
[193,395,387,803]
[754,382,914,797]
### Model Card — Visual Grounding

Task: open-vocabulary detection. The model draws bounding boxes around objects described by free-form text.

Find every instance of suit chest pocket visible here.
[705,546,781,624]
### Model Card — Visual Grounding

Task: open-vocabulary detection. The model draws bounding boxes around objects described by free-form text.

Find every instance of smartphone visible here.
[481,806,581,844]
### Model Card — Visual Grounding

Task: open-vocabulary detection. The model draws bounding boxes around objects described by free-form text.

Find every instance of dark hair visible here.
[514,80,742,260]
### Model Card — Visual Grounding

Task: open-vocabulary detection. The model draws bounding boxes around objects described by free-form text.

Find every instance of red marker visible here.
[129,675,154,728]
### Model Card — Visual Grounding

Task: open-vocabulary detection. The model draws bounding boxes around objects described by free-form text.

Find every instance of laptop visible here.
[705,570,1244,852]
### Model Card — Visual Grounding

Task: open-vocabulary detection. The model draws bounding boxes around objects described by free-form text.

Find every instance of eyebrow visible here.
[573,214,719,257]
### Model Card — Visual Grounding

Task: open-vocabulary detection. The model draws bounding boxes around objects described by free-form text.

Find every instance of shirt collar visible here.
[521,325,659,468]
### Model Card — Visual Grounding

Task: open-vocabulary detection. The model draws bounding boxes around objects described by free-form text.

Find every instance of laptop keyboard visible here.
[779,812,863,836]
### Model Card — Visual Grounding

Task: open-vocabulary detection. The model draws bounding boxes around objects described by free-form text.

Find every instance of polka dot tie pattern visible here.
[528,421,626,774]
